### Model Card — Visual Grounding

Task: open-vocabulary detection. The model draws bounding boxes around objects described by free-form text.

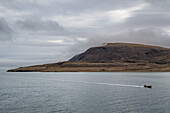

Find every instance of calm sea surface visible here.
[0,72,170,113]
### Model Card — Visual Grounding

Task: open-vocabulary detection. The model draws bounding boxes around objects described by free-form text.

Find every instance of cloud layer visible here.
[0,18,14,41]
[0,0,170,70]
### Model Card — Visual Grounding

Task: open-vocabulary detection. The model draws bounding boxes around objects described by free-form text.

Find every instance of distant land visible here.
[7,43,170,72]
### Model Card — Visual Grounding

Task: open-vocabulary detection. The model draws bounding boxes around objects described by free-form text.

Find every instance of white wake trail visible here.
[2,76,143,88]
[51,79,143,88]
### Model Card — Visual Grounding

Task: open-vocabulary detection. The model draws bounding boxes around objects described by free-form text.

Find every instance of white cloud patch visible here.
[76,37,87,41]
[48,39,64,44]
[105,3,149,23]
[163,27,170,35]
[49,3,149,28]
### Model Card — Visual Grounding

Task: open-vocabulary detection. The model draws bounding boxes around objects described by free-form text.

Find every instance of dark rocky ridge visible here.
[69,43,170,64]
[7,43,170,72]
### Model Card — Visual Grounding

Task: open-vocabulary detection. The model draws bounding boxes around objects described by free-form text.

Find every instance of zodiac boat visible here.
[144,85,152,88]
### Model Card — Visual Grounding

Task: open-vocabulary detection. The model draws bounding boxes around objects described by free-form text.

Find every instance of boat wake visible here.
[55,79,143,88]
[2,76,143,88]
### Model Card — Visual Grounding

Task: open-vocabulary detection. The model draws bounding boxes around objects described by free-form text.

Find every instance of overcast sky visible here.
[0,0,170,70]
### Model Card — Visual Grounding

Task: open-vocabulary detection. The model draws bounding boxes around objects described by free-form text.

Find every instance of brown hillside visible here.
[69,43,170,64]
[7,43,170,72]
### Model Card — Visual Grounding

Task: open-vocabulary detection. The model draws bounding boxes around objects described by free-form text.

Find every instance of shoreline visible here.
[7,62,170,72]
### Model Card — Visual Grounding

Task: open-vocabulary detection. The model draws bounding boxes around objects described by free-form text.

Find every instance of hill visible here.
[7,43,170,72]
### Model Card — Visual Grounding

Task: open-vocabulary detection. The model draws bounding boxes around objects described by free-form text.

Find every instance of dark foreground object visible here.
[144,85,152,88]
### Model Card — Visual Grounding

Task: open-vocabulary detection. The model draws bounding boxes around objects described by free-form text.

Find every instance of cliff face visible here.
[7,43,170,72]
[69,43,170,64]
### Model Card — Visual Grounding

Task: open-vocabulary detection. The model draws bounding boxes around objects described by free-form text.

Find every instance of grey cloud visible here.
[0,18,14,41]
[0,41,71,70]
[126,14,170,27]
[0,0,145,18]
[114,29,170,47]
[0,0,170,71]
[16,19,65,32]
[0,0,138,10]
[147,0,170,10]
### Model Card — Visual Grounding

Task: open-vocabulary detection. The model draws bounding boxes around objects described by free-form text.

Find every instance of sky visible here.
[0,0,170,70]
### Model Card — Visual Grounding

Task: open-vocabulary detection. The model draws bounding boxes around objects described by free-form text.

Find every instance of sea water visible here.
[0,72,170,113]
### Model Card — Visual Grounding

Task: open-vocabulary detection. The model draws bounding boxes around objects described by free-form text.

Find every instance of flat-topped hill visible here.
[7,43,170,72]
[69,43,170,64]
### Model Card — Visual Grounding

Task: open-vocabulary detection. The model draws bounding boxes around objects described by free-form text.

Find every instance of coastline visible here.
[7,62,170,72]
